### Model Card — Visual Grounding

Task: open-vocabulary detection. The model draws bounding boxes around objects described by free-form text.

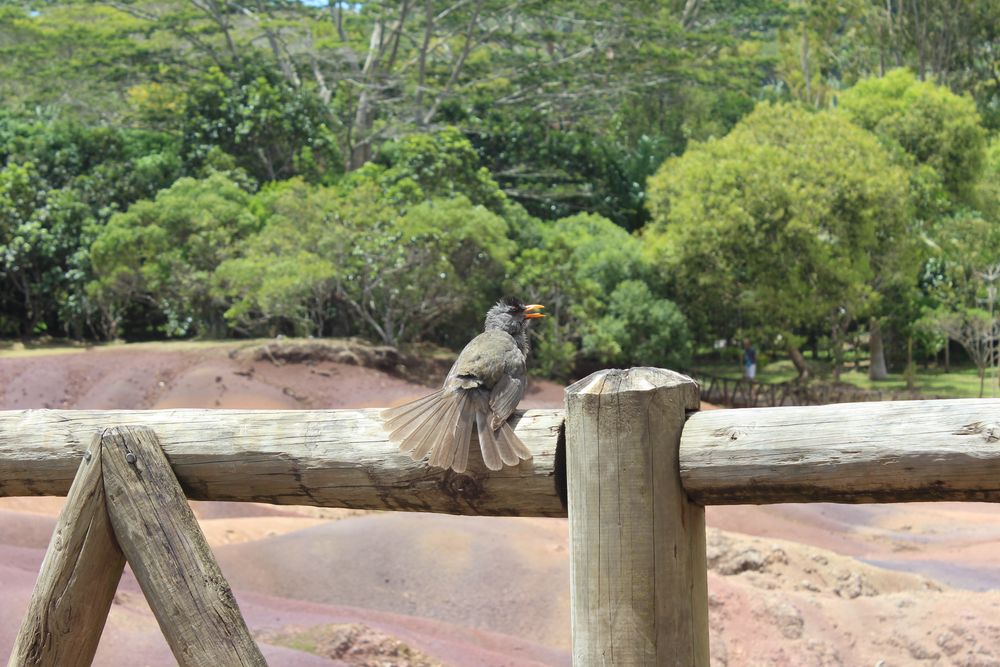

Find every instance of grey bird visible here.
[381,297,545,472]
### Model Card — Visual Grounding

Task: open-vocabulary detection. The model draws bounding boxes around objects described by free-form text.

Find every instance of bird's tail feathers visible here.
[450,403,476,473]
[382,390,531,472]
[381,390,445,431]
[475,402,503,471]
[428,394,469,470]
[473,395,532,471]
[384,392,449,448]
[496,421,533,464]
[383,390,469,470]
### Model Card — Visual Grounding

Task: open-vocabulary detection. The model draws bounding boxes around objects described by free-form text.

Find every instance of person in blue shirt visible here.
[742,339,757,380]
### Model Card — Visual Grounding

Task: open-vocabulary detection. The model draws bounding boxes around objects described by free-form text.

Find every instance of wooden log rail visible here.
[4,370,1000,666]
[0,408,565,516]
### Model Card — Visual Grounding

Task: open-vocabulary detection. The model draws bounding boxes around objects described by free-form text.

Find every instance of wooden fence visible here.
[693,371,940,408]
[3,367,1000,666]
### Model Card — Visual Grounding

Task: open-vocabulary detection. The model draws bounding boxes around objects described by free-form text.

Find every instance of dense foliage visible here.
[1,0,998,379]
[645,103,912,373]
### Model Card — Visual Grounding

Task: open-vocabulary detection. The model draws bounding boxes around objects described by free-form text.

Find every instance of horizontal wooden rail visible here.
[681,398,1000,504]
[5,398,1000,511]
[0,408,565,517]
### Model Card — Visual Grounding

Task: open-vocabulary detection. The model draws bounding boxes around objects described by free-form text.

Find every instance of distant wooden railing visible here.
[692,371,941,407]
[3,368,1000,666]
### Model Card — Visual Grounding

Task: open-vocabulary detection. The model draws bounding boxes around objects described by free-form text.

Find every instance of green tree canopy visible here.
[839,69,988,206]
[89,173,258,338]
[215,176,514,346]
[510,211,687,377]
[0,162,91,335]
[359,127,508,213]
[645,102,911,371]
[181,59,341,184]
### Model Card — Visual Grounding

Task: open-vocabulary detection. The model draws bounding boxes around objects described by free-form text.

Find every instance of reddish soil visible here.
[2,341,1000,666]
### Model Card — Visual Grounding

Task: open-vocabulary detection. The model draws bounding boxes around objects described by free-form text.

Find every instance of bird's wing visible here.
[488,372,524,431]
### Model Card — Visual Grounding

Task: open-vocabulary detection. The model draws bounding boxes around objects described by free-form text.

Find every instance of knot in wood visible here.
[954,421,1000,443]
[713,425,753,442]
[439,471,483,503]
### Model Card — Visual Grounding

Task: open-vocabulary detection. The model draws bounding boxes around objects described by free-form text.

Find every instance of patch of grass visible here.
[0,338,96,358]
[840,366,998,398]
[692,358,802,384]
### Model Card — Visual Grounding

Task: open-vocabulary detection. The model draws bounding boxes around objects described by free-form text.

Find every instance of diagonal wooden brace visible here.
[9,426,266,667]
[8,434,125,667]
[100,426,266,667]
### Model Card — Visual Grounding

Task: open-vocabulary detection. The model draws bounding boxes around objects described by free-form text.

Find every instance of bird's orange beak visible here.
[524,304,546,319]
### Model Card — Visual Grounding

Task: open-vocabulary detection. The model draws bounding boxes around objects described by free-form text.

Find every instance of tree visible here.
[213,179,340,336]
[89,173,259,338]
[508,211,682,377]
[583,279,692,370]
[837,70,991,375]
[0,163,93,336]
[644,102,911,377]
[181,59,341,184]
[365,126,507,213]
[216,176,514,346]
[334,194,513,346]
[925,307,997,397]
[0,3,164,122]
[839,69,988,206]
[0,117,186,338]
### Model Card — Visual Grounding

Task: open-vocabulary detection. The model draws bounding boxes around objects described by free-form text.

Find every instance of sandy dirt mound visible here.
[258,623,444,667]
[705,528,1000,666]
[4,341,1000,666]
[709,502,1000,591]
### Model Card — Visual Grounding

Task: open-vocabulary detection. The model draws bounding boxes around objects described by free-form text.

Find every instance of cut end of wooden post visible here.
[565,367,700,409]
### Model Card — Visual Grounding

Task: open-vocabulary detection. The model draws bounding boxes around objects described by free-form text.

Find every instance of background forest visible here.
[1,0,999,381]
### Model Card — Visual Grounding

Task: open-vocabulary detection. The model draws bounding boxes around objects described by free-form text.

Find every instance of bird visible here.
[381,297,545,473]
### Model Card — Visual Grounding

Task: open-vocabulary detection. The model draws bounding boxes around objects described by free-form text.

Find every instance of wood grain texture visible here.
[8,433,125,667]
[101,426,265,667]
[566,367,708,666]
[681,399,1000,504]
[0,408,565,516]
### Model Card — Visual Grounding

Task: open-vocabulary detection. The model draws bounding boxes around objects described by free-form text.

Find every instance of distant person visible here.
[742,339,756,380]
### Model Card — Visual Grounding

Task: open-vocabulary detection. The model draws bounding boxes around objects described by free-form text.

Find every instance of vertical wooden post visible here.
[100,426,266,667]
[565,367,708,666]
[9,434,125,667]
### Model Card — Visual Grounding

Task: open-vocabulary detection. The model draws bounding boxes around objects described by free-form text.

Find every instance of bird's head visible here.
[484,296,545,341]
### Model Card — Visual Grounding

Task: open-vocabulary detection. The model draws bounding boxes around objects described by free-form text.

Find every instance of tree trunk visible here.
[800,23,812,104]
[788,345,811,380]
[868,317,889,380]
[906,335,916,391]
[945,340,950,372]
[348,20,384,170]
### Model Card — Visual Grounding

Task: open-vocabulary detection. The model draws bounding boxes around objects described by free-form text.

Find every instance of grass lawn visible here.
[692,357,999,399]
